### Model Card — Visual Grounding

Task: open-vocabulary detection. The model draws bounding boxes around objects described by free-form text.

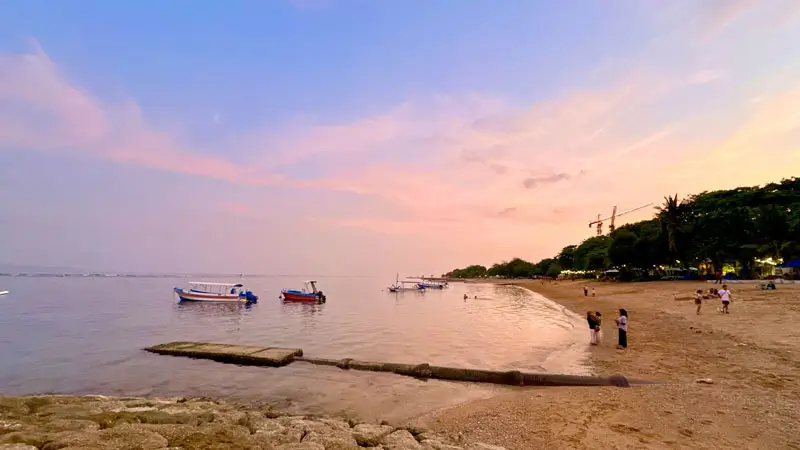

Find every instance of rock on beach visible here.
[0,395,508,450]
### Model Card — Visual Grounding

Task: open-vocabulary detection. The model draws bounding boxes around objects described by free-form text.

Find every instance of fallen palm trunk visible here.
[145,341,654,388]
[294,356,637,387]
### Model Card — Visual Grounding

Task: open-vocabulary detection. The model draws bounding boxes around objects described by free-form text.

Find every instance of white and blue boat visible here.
[416,280,447,289]
[173,281,258,303]
[388,274,426,292]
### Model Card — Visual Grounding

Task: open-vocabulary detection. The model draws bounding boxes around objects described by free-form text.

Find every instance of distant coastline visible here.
[446,176,800,283]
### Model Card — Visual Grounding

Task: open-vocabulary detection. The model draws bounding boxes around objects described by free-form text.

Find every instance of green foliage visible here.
[448,265,487,278]
[607,230,638,267]
[447,177,800,280]
[486,258,537,278]
[546,262,563,277]
[574,236,611,270]
[556,245,577,270]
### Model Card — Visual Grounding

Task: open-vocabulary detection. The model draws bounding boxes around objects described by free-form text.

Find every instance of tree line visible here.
[447,177,800,280]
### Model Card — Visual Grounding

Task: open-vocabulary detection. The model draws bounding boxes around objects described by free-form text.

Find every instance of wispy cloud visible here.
[2,36,800,264]
[703,0,758,36]
[522,172,572,190]
[287,0,333,11]
[688,69,725,85]
[0,44,286,187]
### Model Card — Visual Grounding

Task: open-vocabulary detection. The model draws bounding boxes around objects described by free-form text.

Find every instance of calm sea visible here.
[0,276,588,421]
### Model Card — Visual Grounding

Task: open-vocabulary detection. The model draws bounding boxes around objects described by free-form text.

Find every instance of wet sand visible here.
[417,280,800,449]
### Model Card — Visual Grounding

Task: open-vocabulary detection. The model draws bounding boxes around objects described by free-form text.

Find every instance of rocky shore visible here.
[0,395,506,450]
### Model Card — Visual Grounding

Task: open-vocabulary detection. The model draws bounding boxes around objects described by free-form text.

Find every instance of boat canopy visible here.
[189,282,243,287]
[304,280,318,283]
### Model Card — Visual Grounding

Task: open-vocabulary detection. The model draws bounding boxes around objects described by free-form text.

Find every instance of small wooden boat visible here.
[388,274,425,292]
[281,280,326,303]
[173,282,258,303]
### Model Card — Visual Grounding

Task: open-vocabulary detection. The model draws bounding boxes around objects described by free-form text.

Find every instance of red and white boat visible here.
[281,280,326,303]
[173,281,258,303]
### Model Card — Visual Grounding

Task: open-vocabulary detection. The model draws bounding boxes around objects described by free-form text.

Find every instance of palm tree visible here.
[656,194,685,263]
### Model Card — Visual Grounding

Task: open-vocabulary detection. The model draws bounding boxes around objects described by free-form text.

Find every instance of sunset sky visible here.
[1,1,799,276]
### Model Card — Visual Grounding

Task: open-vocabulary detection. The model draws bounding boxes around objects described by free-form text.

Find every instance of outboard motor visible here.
[245,290,258,303]
[317,290,326,303]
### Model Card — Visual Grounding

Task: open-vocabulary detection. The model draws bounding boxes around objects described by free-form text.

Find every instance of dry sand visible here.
[417,280,800,450]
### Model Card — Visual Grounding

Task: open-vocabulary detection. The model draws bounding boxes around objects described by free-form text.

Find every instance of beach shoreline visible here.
[417,279,800,449]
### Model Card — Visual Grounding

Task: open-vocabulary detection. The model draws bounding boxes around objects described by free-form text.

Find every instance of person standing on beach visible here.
[695,289,704,314]
[594,312,602,343]
[587,312,598,345]
[583,286,589,296]
[719,285,732,314]
[592,287,596,297]
[616,309,628,349]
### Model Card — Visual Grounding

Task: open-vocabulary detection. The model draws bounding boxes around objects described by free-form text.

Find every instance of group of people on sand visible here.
[694,284,733,315]
[586,309,628,350]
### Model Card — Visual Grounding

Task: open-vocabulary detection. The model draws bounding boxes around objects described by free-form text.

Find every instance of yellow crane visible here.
[588,202,653,236]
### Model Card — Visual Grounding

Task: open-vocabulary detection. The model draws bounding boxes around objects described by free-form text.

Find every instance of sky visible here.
[1,0,799,276]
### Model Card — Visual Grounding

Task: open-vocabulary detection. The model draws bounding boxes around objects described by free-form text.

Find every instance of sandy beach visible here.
[419,280,800,449]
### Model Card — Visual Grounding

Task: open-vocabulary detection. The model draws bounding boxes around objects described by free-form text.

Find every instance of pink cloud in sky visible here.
[2,21,800,272]
[0,45,290,189]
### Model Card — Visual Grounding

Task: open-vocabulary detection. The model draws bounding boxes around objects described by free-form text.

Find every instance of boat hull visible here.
[174,288,257,303]
[281,290,325,303]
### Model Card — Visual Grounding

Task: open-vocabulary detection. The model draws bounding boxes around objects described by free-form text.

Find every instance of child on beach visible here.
[695,289,704,314]
[616,309,628,349]
[718,285,732,314]
[592,287,596,297]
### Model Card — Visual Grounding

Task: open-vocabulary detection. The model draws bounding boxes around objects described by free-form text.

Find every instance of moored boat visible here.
[415,280,448,289]
[0,290,8,296]
[281,280,326,303]
[173,282,258,303]
[388,273,425,292]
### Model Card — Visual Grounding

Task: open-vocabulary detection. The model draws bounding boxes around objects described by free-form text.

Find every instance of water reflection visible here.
[281,301,325,317]
[173,301,254,316]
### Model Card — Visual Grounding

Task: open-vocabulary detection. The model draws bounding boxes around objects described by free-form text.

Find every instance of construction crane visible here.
[588,202,653,236]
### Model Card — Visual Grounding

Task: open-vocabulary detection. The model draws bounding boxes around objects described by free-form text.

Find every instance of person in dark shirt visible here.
[617,309,628,349]
[587,311,598,345]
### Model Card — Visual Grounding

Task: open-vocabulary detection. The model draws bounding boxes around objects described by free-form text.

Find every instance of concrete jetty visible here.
[145,341,646,388]
[145,342,302,366]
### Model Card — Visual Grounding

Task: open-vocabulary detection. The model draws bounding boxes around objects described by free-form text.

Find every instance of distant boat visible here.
[173,281,258,303]
[0,290,8,296]
[388,274,426,292]
[281,280,326,303]
[416,280,447,289]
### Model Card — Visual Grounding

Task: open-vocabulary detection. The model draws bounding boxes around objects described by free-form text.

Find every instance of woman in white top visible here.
[718,284,732,314]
